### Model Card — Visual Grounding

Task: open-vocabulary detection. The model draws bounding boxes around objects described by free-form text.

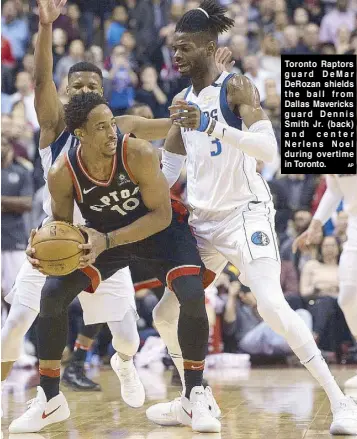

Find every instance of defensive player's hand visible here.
[78,226,107,268]
[26,229,45,273]
[169,100,207,131]
[215,47,235,74]
[292,219,323,253]
[37,0,67,25]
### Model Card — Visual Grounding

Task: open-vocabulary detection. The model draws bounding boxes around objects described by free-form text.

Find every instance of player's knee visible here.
[1,318,28,362]
[112,332,140,357]
[171,274,205,305]
[338,284,357,310]
[40,279,70,317]
[256,295,291,335]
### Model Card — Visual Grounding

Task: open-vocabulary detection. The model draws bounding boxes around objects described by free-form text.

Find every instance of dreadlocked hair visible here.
[175,0,234,38]
[64,92,108,134]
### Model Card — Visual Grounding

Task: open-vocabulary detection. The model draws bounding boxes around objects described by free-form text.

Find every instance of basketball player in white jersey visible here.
[3,0,229,427]
[146,1,357,434]
[293,174,357,390]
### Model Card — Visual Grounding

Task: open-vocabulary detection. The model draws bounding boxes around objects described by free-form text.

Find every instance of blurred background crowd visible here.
[2,0,357,371]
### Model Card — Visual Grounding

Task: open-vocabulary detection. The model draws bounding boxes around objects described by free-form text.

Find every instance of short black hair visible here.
[175,0,234,40]
[64,92,108,134]
[68,62,103,81]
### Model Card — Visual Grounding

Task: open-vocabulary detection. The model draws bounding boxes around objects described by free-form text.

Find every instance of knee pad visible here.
[171,274,205,305]
[40,278,72,318]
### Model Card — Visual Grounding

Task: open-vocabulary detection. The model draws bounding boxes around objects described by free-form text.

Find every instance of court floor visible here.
[1,365,356,439]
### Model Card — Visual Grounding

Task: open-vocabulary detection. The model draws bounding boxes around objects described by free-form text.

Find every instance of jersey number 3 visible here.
[210,138,222,157]
[204,109,222,157]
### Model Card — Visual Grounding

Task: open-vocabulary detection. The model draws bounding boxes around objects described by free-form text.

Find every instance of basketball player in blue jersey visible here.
[146,0,357,434]
[9,92,221,434]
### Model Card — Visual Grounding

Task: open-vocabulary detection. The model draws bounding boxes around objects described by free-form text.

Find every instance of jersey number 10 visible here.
[203,109,222,157]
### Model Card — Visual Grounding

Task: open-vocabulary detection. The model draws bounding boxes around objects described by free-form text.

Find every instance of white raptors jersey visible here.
[181,72,272,213]
[333,174,357,218]
[39,131,83,224]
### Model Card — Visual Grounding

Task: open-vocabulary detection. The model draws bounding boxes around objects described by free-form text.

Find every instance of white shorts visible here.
[1,250,26,297]
[189,201,280,285]
[5,259,137,325]
[339,217,357,286]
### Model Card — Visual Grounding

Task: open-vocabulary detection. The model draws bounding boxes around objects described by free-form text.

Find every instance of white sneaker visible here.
[181,386,221,433]
[330,396,357,435]
[111,353,145,408]
[146,397,182,426]
[146,387,221,426]
[345,374,357,389]
[9,387,70,433]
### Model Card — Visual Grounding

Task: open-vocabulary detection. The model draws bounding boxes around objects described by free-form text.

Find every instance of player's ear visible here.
[206,41,216,57]
[100,87,104,97]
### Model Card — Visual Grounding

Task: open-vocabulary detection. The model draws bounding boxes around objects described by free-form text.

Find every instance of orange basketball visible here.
[32,221,86,276]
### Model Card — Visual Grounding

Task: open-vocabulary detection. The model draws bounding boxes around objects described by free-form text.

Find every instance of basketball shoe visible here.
[330,396,357,435]
[181,386,221,433]
[110,353,145,408]
[8,387,70,433]
[146,386,221,426]
[61,362,101,391]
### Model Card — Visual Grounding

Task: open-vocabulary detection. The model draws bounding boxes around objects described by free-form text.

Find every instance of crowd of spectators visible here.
[2,0,357,367]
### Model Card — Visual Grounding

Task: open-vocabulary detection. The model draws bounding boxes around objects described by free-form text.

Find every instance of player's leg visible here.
[61,319,103,391]
[9,270,91,434]
[1,292,38,381]
[147,232,225,428]
[218,204,357,435]
[78,266,144,407]
[2,258,44,383]
[338,247,357,389]
[108,309,144,408]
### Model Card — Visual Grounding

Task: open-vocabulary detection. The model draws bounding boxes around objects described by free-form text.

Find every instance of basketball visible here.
[32,221,86,276]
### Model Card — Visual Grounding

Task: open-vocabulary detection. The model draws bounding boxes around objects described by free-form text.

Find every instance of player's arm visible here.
[47,156,75,223]
[170,75,277,163]
[115,116,172,141]
[1,196,32,213]
[293,175,343,252]
[160,90,188,188]
[106,138,172,248]
[34,0,67,149]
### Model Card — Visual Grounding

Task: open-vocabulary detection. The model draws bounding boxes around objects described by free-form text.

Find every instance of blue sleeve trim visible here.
[50,131,71,164]
[219,73,242,130]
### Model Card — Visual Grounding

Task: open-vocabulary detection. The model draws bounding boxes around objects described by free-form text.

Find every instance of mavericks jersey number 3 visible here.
[181,71,272,213]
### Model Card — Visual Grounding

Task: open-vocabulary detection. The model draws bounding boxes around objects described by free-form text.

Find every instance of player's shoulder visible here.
[172,88,189,104]
[226,73,261,103]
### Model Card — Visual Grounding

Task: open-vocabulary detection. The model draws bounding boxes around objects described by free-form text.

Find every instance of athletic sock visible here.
[39,368,60,401]
[70,340,91,366]
[183,361,205,398]
[293,340,345,409]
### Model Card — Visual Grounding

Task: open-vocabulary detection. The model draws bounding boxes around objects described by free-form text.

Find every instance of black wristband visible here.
[105,233,110,250]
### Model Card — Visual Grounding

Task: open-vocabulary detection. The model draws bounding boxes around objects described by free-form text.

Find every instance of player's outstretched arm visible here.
[170,75,277,163]
[116,115,172,141]
[34,0,67,149]
[107,138,172,248]
[47,155,74,223]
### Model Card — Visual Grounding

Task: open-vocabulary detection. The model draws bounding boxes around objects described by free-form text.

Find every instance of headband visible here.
[195,7,209,18]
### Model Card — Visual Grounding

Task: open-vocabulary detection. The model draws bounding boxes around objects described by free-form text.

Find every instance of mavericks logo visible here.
[251,231,270,246]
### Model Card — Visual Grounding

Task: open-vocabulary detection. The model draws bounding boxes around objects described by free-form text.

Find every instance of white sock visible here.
[293,340,345,409]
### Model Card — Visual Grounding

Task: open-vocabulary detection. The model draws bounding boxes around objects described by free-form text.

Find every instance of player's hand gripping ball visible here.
[30,221,86,276]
